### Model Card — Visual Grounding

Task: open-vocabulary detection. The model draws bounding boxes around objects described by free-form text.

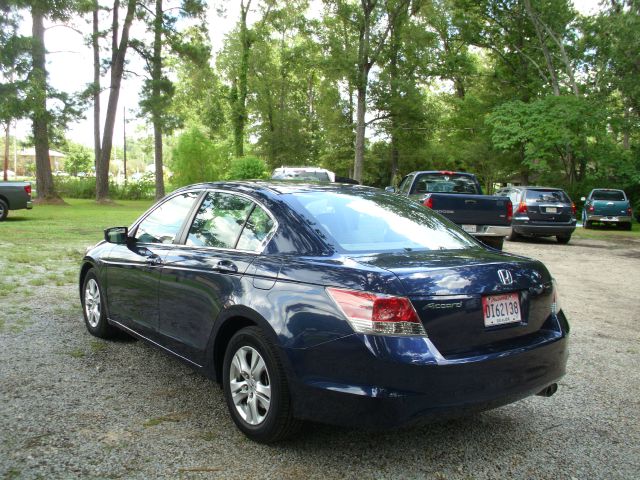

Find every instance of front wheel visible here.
[81,269,118,338]
[223,326,300,443]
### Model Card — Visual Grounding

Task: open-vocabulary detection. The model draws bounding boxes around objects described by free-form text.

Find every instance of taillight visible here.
[24,184,32,196]
[423,195,433,209]
[627,207,633,215]
[506,200,513,222]
[571,202,576,215]
[439,170,455,175]
[588,205,594,212]
[517,200,527,214]
[326,288,427,336]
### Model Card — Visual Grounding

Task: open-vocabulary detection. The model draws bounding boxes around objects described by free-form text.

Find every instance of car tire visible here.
[482,237,504,250]
[507,230,520,241]
[223,326,301,443]
[584,220,592,229]
[81,269,119,339]
[0,199,8,221]
[622,222,632,231]
[556,235,571,244]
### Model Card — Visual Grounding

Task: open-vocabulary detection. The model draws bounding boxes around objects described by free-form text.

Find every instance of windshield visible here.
[525,189,569,203]
[591,190,626,201]
[285,190,478,253]
[410,173,480,195]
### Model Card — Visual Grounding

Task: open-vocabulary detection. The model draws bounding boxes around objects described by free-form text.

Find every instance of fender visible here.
[204,304,293,382]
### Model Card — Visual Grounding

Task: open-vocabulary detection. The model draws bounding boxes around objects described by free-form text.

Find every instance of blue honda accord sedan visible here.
[79,182,569,442]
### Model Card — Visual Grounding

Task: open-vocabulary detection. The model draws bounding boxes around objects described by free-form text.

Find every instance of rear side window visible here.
[135,192,199,244]
[398,175,414,194]
[525,190,569,203]
[411,173,480,194]
[591,190,626,201]
[187,192,254,248]
[236,206,275,251]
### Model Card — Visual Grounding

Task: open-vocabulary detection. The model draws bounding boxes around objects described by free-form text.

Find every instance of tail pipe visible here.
[536,383,558,397]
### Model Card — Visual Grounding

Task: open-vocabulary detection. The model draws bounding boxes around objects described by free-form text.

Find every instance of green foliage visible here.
[63,143,92,176]
[170,127,230,186]
[225,156,269,181]
[53,176,156,200]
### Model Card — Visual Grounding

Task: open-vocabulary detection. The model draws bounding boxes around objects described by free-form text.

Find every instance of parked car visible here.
[581,189,633,230]
[271,166,335,182]
[80,182,569,443]
[0,181,33,221]
[495,186,576,244]
[386,171,512,250]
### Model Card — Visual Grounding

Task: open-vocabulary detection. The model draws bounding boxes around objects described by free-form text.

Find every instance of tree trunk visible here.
[353,3,371,185]
[96,0,136,202]
[31,6,57,200]
[3,123,9,182]
[354,80,367,183]
[93,5,101,170]
[233,0,251,158]
[152,0,165,199]
[389,18,400,183]
[524,0,560,96]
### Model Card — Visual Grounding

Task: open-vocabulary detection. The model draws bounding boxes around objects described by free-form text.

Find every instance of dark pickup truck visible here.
[386,171,512,249]
[0,181,33,221]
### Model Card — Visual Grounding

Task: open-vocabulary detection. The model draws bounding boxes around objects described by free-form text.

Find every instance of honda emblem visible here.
[497,269,513,285]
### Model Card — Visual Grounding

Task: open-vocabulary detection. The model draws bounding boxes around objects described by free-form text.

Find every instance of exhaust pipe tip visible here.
[536,383,558,397]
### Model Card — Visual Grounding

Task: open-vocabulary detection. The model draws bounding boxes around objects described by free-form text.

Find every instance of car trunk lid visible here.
[350,250,554,356]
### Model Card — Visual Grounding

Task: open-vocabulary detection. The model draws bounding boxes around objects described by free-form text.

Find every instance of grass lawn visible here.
[0,199,153,333]
[573,219,640,242]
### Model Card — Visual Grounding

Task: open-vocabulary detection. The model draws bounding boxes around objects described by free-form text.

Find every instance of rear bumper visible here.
[513,221,576,237]
[284,316,569,428]
[470,225,512,237]
[586,214,631,223]
[26,200,33,210]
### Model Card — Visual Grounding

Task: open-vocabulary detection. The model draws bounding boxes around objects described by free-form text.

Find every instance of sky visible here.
[13,0,603,152]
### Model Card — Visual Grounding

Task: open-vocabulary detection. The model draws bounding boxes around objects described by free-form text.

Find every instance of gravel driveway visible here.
[1,236,639,479]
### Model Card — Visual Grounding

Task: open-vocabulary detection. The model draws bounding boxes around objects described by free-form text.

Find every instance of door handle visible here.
[215,260,238,273]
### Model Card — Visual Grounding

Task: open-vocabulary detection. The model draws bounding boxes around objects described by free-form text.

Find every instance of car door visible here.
[157,191,277,364]
[105,191,201,337]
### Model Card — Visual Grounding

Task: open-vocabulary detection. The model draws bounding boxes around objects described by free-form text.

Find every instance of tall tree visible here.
[96,0,137,202]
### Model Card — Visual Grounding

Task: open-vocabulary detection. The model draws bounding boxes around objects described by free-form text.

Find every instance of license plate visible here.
[482,292,521,327]
[462,224,477,233]
[546,207,557,213]
[603,216,619,222]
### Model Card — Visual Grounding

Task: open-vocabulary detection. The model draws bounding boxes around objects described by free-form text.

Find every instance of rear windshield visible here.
[525,190,570,203]
[410,173,480,195]
[591,190,626,201]
[285,190,478,253]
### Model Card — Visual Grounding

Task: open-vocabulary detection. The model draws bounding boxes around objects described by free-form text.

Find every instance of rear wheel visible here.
[621,222,632,231]
[507,230,520,241]
[0,199,8,221]
[223,326,300,443]
[556,235,571,244]
[81,269,118,338]
[482,237,504,250]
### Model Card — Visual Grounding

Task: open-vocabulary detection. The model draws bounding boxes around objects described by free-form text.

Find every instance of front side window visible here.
[286,190,477,253]
[135,192,199,244]
[187,192,254,248]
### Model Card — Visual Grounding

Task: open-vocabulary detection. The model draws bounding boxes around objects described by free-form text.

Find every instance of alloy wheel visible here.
[229,346,272,425]
[84,278,101,328]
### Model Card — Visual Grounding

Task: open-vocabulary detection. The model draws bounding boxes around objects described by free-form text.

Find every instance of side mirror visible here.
[385,186,396,193]
[104,226,129,244]
[580,196,586,202]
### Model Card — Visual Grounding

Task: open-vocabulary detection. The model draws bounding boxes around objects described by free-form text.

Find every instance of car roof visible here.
[172,180,376,196]
[409,170,475,176]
